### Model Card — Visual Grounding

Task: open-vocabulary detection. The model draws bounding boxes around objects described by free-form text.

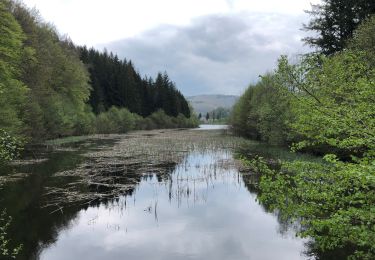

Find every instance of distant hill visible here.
[187,95,239,114]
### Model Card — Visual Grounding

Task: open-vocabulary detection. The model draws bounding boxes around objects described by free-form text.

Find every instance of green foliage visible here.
[148,109,173,128]
[0,0,24,85]
[94,112,118,134]
[246,156,375,259]
[304,0,375,55]
[0,1,29,137]
[276,52,375,158]
[230,86,254,138]
[230,74,293,145]
[0,210,22,259]
[0,0,194,149]
[78,47,191,118]
[92,107,198,134]
[72,105,96,135]
[4,1,90,140]
[348,15,375,66]
[236,16,375,259]
[0,130,22,162]
[94,107,137,134]
[139,109,198,130]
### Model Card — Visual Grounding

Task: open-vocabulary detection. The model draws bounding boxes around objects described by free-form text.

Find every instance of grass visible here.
[44,136,94,146]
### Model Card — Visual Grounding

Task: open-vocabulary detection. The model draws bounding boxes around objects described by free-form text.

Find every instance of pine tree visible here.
[303,0,375,55]
[77,48,191,119]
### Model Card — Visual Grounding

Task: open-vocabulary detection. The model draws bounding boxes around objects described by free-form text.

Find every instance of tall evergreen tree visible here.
[78,47,191,118]
[303,0,375,55]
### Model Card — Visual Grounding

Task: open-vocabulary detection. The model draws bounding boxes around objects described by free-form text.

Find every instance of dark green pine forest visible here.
[78,46,191,118]
[0,0,196,157]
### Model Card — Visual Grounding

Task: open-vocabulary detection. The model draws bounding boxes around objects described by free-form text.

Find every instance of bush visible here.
[73,106,96,135]
[95,113,116,134]
[117,108,136,132]
[149,109,173,128]
[0,130,22,162]
[230,74,293,145]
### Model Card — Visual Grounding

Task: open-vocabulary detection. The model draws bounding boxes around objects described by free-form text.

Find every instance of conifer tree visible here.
[304,0,375,55]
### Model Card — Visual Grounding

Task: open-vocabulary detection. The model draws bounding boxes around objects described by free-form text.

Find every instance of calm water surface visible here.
[195,124,229,130]
[0,135,308,260]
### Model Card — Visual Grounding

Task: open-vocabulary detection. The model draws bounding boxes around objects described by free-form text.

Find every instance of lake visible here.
[0,129,308,260]
[194,124,229,130]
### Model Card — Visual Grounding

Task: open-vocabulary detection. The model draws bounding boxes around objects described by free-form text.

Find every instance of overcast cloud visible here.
[102,13,312,95]
[23,0,319,95]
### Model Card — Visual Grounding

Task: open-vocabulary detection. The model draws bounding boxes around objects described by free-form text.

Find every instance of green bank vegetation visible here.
[0,0,197,162]
[0,0,196,257]
[231,2,375,259]
[0,210,22,259]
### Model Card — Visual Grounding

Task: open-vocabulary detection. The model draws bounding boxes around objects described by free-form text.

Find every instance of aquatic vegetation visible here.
[43,129,245,211]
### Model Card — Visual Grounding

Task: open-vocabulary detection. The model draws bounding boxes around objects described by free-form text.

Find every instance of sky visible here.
[22,0,320,96]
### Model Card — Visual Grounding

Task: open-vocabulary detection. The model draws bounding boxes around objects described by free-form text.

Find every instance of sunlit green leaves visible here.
[236,15,375,259]
[0,1,29,136]
[0,129,22,162]
[276,50,375,158]
[244,156,375,259]
[230,73,293,145]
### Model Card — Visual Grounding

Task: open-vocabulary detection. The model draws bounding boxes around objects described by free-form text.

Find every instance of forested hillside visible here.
[231,1,375,258]
[0,0,196,159]
[79,47,190,118]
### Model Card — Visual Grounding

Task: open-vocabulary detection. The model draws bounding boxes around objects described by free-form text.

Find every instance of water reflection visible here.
[194,124,229,130]
[0,139,120,260]
[37,151,307,260]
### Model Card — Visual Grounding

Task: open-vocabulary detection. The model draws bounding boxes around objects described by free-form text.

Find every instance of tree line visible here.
[0,0,196,161]
[231,0,375,258]
[78,46,190,118]
[198,107,231,123]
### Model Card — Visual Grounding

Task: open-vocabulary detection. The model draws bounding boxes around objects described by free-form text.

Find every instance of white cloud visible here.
[20,0,320,95]
[226,0,320,14]
[22,0,320,45]
[102,13,311,95]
